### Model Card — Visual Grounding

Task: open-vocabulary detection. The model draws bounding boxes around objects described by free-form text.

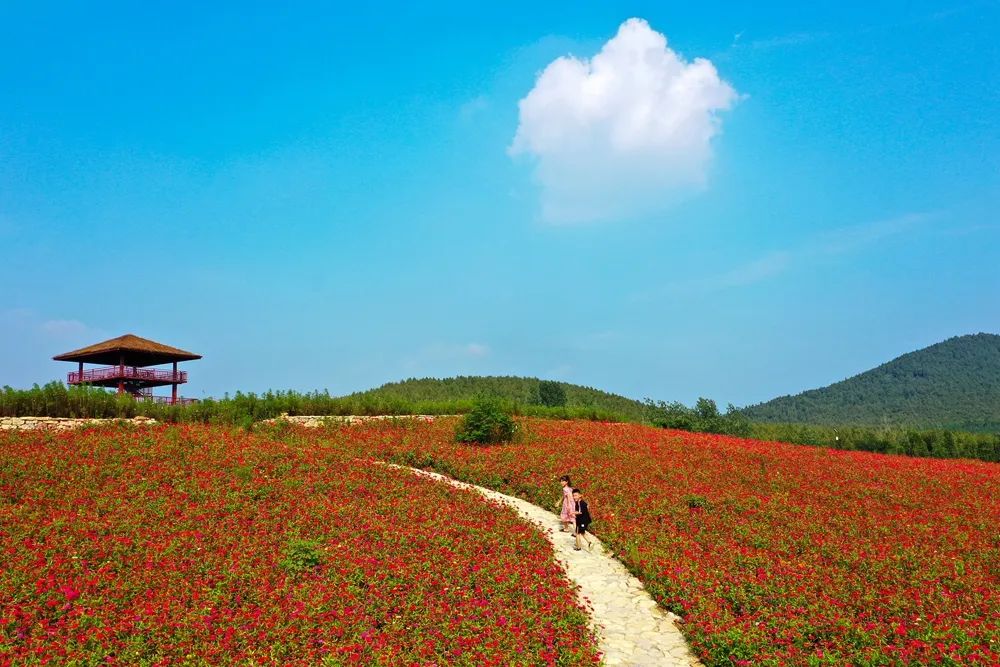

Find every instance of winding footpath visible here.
[387,464,702,667]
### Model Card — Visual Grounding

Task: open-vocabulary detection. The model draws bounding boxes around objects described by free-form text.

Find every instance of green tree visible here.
[537,381,567,407]
[695,397,719,421]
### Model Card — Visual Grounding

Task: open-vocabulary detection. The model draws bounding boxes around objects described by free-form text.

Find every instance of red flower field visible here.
[3,418,997,665]
[0,424,599,666]
[352,418,999,666]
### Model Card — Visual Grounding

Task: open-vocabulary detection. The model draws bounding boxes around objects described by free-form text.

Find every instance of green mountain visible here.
[349,376,649,420]
[744,333,1000,431]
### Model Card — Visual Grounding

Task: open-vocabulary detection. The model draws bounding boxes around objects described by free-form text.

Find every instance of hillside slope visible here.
[744,333,1000,431]
[348,376,649,420]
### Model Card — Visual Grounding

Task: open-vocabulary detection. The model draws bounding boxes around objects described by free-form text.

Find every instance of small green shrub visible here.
[685,494,710,510]
[455,396,518,444]
[279,538,324,575]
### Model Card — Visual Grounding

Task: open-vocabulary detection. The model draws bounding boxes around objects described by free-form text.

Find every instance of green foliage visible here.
[746,422,1000,463]
[536,380,567,407]
[454,396,519,444]
[645,398,752,437]
[646,397,999,463]
[695,397,719,421]
[348,375,648,421]
[1,381,631,425]
[743,333,1000,431]
[684,494,710,510]
[278,538,324,575]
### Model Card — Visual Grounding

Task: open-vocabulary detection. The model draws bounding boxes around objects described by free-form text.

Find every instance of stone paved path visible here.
[389,464,702,667]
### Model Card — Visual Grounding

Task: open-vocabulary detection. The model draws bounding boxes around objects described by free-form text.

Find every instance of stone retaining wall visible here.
[0,416,159,431]
[1,414,443,432]
[260,414,441,428]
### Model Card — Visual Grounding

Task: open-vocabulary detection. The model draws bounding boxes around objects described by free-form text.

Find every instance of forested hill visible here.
[743,333,1000,431]
[348,376,649,420]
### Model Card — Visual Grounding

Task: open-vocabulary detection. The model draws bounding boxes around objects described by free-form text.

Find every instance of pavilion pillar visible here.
[118,353,124,394]
[172,362,178,404]
[78,361,83,383]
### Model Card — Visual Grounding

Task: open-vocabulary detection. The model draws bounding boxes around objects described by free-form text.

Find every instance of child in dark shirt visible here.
[572,488,595,551]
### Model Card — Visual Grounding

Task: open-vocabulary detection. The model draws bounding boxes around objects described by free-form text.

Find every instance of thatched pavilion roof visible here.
[53,334,201,367]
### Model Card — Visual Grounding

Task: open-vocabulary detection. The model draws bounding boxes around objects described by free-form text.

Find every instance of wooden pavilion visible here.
[53,334,201,405]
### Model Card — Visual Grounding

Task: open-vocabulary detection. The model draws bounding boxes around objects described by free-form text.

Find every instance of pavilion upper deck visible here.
[67,366,188,386]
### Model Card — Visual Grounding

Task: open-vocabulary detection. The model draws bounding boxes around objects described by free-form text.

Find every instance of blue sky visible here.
[2,1,998,406]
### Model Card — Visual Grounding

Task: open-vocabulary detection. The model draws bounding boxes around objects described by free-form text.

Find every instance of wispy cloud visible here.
[731,3,995,55]
[401,341,493,373]
[40,319,93,338]
[924,2,997,23]
[464,342,490,357]
[747,31,826,51]
[1,309,103,341]
[571,330,625,352]
[544,364,574,380]
[648,212,934,298]
[459,95,490,121]
[703,251,794,290]
[812,212,929,255]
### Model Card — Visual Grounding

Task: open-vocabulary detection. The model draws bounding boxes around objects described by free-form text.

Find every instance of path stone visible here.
[388,464,703,667]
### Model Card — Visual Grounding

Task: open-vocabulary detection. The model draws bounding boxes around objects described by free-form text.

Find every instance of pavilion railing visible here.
[67,366,188,385]
[142,395,198,405]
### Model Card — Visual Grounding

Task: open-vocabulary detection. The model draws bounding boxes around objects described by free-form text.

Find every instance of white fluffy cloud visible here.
[510,18,738,223]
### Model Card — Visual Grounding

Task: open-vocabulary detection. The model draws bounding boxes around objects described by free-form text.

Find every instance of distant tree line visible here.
[0,382,622,430]
[3,381,998,463]
[645,398,1000,463]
